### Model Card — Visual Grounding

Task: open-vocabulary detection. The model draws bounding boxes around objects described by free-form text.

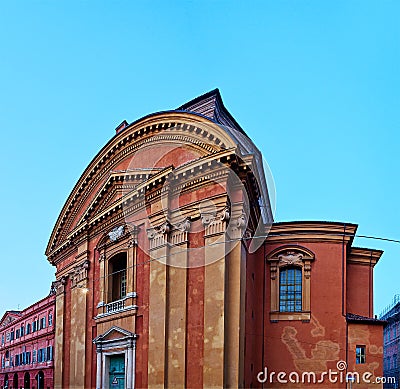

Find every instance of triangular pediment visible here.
[77,168,162,226]
[0,311,22,328]
[93,326,136,344]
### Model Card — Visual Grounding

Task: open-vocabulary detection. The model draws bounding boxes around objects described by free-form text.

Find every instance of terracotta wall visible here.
[347,263,373,317]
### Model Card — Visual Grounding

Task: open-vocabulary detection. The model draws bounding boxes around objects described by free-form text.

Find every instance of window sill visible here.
[270,311,311,321]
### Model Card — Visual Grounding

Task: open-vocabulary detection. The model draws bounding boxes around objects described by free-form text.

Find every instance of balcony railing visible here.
[105,299,125,314]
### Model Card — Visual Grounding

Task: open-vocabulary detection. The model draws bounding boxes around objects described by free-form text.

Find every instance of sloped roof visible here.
[177,88,248,137]
[346,313,386,325]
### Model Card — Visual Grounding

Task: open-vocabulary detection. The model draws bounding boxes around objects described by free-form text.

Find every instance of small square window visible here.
[356,345,366,364]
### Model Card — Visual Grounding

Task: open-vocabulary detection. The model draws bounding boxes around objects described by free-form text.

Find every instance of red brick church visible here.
[42,89,384,388]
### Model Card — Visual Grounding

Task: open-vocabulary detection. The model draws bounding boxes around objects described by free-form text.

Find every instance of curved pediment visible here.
[46,90,273,261]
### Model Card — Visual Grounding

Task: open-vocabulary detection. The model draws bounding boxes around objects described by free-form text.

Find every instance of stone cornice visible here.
[47,149,247,261]
[348,247,383,267]
[46,112,239,257]
[267,222,358,244]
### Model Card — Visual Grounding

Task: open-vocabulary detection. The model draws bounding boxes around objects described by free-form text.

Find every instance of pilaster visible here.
[69,257,90,389]
[53,276,67,389]
[167,218,190,388]
[225,206,247,388]
[202,207,230,388]
[147,222,169,388]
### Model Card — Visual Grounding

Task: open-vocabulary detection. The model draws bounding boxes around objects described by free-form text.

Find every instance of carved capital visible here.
[170,218,191,246]
[201,207,230,237]
[53,276,67,296]
[128,224,140,248]
[175,218,191,232]
[147,221,171,250]
[70,260,90,288]
[227,210,248,240]
[201,212,216,227]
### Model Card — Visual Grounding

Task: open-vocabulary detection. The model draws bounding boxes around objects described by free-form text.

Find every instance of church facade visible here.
[45,90,385,388]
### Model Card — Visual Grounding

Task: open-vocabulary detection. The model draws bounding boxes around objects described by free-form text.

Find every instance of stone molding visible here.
[47,114,236,255]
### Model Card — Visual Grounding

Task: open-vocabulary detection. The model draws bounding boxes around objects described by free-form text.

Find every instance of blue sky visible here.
[0,1,398,317]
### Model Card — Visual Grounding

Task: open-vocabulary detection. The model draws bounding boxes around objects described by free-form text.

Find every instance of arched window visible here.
[24,372,30,389]
[279,267,302,312]
[36,371,44,389]
[108,253,127,302]
[13,373,18,389]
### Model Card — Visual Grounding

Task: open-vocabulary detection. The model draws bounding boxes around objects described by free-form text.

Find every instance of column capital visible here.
[170,218,191,246]
[70,260,90,288]
[201,207,230,238]
[147,221,171,250]
[53,276,67,296]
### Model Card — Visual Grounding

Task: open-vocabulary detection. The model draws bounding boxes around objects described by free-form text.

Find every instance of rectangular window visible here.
[356,345,366,364]
[279,267,302,312]
[32,321,37,332]
[48,314,53,326]
[32,350,36,363]
[26,323,31,335]
[10,331,14,340]
[121,270,127,298]
[16,329,20,339]
[47,346,53,361]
